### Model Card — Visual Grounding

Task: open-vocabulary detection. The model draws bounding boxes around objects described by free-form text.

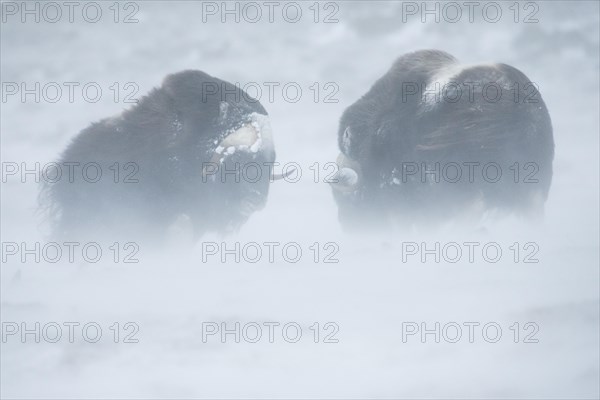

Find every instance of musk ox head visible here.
[43,70,288,242]
[330,50,554,230]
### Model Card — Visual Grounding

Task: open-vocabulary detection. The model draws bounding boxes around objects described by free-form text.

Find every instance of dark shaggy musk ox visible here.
[42,70,286,242]
[330,50,554,230]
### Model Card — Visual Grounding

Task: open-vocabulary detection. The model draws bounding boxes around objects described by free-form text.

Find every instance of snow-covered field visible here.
[1,1,599,398]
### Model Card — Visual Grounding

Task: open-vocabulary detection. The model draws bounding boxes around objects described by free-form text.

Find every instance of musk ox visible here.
[41,70,288,242]
[330,50,554,230]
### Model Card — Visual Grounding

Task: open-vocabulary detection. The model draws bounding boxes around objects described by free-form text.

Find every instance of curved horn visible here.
[272,168,296,181]
[329,167,359,192]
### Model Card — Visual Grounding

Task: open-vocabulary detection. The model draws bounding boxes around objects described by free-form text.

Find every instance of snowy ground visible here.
[1,1,599,398]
